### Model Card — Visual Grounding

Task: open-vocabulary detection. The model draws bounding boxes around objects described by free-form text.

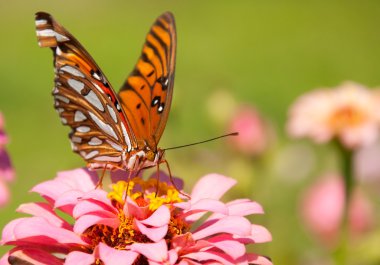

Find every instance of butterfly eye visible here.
[146,150,155,162]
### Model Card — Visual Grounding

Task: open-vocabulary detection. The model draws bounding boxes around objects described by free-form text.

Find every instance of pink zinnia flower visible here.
[287,81,380,149]
[228,106,270,156]
[300,174,374,248]
[1,168,272,264]
[0,112,14,207]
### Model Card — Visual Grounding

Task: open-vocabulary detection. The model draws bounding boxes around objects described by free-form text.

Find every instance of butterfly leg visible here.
[95,163,108,189]
[124,169,132,201]
[161,160,191,199]
[154,162,161,197]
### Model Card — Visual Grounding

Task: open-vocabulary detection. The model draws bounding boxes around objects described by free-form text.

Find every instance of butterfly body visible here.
[35,12,176,173]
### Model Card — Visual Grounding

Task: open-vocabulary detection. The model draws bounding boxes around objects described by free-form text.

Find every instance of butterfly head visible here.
[145,148,165,163]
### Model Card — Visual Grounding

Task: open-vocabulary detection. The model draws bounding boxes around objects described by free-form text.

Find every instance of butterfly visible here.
[35,12,176,175]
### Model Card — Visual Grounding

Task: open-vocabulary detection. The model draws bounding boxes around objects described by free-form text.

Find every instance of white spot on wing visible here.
[55,95,70,103]
[81,150,99,160]
[72,136,82,143]
[94,156,121,162]
[89,137,102,146]
[93,83,104,94]
[56,47,62,55]
[60,65,85,78]
[92,72,101,80]
[107,105,117,123]
[76,126,90,133]
[61,117,67,124]
[56,108,64,114]
[106,140,123,151]
[120,122,132,152]
[68,79,84,93]
[88,112,118,140]
[74,111,87,122]
[37,29,69,42]
[35,19,47,26]
[85,91,104,111]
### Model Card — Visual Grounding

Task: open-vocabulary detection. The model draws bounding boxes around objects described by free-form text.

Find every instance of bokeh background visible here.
[1,1,380,264]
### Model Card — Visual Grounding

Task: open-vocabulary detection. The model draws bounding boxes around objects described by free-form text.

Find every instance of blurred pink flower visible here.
[287,81,380,149]
[228,106,270,156]
[355,141,380,188]
[300,174,374,248]
[0,112,14,207]
[1,168,272,264]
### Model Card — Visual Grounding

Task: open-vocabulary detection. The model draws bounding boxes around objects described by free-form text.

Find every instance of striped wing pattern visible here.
[35,12,136,169]
[119,12,176,152]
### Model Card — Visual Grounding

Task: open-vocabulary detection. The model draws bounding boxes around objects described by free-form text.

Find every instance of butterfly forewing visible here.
[35,12,137,169]
[119,12,176,152]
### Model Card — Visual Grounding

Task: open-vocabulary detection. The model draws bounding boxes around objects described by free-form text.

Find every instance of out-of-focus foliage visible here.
[1,1,380,264]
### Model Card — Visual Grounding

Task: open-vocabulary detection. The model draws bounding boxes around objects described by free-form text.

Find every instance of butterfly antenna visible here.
[163,132,239,151]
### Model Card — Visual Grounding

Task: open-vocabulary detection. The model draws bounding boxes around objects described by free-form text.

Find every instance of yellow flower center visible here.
[329,105,366,131]
[82,177,187,253]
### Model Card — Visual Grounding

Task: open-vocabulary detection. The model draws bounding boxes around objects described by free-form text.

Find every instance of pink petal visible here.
[65,251,95,265]
[234,225,272,244]
[139,205,170,227]
[55,168,98,191]
[125,196,150,220]
[131,240,168,262]
[54,190,85,215]
[134,220,168,242]
[73,196,116,219]
[98,243,138,265]
[7,247,63,265]
[1,217,86,247]
[205,235,246,259]
[226,199,264,216]
[193,216,252,240]
[182,250,235,265]
[74,215,119,234]
[250,224,272,243]
[190,174,236,203]
[16,202,71,230]
[31,180,74,203]
[177,259,202,265]
[1,218,26,244]
[246,253,273,265]
[181,199,228,223]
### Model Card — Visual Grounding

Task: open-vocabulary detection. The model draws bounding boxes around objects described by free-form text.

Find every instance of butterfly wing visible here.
[118,12,176,152]
[35,12,137,169]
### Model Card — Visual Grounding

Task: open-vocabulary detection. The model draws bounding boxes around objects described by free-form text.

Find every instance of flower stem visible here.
[333,141,354,265]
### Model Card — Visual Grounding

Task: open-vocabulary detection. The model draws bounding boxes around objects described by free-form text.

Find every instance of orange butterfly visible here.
[35,12,176,175]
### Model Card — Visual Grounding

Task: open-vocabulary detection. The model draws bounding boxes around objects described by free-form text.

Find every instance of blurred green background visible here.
[1,1,380,264]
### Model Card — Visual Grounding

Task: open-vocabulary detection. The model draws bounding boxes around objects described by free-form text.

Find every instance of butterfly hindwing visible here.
[35,12,136,168]
[118,12,176,151]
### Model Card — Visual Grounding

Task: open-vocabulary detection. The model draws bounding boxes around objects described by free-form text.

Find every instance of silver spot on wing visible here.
[60,65,85,78]
[68,78,84,93]
[74,111,87,122]
[76,126,90,133]
[88,112,118,140]
[88,137,102,146]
